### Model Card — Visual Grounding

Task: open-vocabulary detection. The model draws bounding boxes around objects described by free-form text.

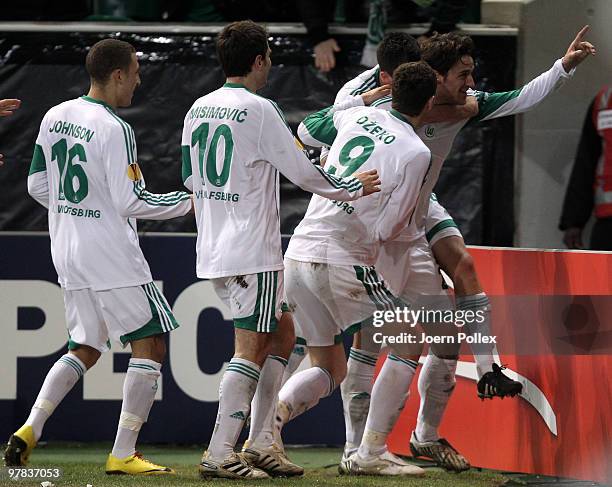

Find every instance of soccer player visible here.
[274,61,439,476]
[181,20,380,479]
[338,27,596,472]
[3,39,191,475]
[279,27,595,473]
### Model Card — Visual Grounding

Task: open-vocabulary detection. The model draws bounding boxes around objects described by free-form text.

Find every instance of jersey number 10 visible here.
[191,122,234,187]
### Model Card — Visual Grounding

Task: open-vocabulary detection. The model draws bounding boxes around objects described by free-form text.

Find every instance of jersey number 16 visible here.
[52,138,88,203]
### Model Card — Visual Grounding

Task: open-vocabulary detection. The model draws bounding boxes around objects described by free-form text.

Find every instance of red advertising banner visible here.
[388,247,612,484]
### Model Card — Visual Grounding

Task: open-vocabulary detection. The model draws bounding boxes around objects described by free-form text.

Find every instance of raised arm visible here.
[471,26,596,123]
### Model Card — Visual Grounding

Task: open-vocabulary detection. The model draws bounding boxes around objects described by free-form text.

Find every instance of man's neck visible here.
[406,112,425,129]
[225,76,259,93]
[87,85,117,110]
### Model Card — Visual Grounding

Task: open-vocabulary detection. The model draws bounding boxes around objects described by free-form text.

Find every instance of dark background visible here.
[0,31,516,245]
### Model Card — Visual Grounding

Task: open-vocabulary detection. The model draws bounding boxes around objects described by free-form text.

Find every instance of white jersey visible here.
[340,58,575,240]
[181,82,366,279]
[287,106,431,265]
[27,96,191,291]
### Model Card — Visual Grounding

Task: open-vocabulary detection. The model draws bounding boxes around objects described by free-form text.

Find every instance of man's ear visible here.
[253,54,264,70]
[427,96,435,111]
[379,71,393,86]
[111,68,124,83]
[436,72,444,85]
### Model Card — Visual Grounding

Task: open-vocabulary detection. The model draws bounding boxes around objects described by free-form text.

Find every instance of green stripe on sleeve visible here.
[302,106,338,146]
[470,89,523,123]
[29,144,47,175]
[181,145,192,183]
[104,107,134,164]
[425,219,458,242]
[371,95,392,107]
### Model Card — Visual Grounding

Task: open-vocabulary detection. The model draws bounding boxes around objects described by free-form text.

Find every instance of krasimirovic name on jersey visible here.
[194,189,240,202]
[373,332,498,345]
[356,116,396,144]
[57,204,101,218]
[48,120,95,142]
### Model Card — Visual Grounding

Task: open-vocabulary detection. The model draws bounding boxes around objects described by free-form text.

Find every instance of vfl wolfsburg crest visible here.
[425,126,435,138]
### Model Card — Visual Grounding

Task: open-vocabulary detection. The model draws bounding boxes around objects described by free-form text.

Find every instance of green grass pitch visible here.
[2,443,508,487]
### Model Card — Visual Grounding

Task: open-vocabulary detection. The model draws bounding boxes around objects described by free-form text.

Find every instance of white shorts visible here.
[63,282,178,353]
[377,234,452,312]
[425,195,462,247]
[212,271,283,333]
[285,258,400,346]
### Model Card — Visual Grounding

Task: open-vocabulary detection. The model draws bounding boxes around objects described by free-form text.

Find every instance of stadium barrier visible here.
[2,234,611,483]
[389,246,612,484]
[0,24,516,244]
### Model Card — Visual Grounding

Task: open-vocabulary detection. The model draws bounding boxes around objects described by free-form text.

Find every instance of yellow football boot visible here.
[4,425,36,466]
[105,451,175,475]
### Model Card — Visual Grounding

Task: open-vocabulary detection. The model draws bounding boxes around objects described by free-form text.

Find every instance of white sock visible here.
[457,293,496,379]
[248,355,287,449]
[415,353,457,443]
[111,358,161,459]
[281,341,307,386]
[208,358,260,462]
[341,348,377,455]
[358,355,417,459]
[277,367,335,423]
[25,353,86,441]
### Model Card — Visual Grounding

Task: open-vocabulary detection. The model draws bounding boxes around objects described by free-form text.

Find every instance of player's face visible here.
[117,54,141,108]
[436,55,475,105]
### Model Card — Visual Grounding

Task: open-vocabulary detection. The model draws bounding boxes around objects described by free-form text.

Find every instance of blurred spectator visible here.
[0,98,21,167]
[362,0,471,67]
[559,86,612,251]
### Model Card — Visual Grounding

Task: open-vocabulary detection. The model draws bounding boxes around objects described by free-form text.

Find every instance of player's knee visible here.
[330,360,347,387]
[130,334,166,363]
[277,313,296,353]
[151,335,167,362]
[70,346,100,370]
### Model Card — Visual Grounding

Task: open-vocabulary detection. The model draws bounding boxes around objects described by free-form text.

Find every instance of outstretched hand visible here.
[562,25,596,72]
[355,168,381,196]
[0,99,21,116]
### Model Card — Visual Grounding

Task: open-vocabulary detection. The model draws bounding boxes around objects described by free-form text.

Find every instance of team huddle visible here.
[5,19,595,479]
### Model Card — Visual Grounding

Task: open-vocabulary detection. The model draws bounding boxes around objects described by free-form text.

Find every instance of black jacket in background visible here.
[559,99,601,231]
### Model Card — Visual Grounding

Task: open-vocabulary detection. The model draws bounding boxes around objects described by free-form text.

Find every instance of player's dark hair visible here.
[86,39,136,84]
[377,32,421,76]
[420,32,474,76]
[216,20,269,77]
[392,62,437,116]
